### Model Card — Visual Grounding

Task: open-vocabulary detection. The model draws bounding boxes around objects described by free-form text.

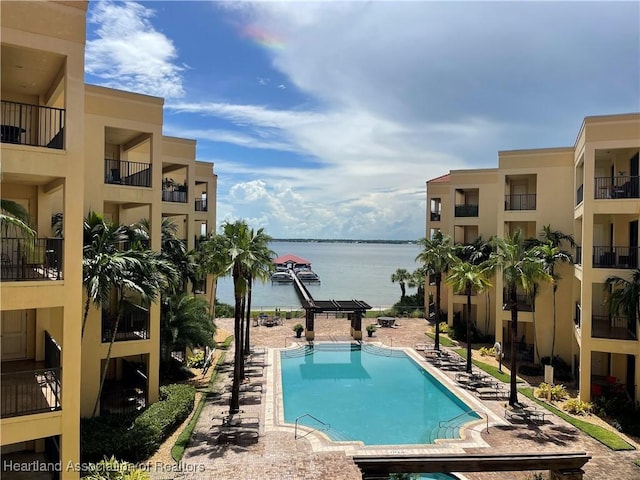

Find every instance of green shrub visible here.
[535,382,568,401]
[186,351,205,368]
[81,384,196,463]
[438,322,449,334]
[563,398,592,416]
[83,456,149,479]
[479,346,495,357]
[366,323,377,332]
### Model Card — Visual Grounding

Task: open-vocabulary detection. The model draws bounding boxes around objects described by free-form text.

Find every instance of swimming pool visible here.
[280,343,479,445]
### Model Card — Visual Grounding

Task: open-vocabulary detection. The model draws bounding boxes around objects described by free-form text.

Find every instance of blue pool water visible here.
[280,344,479,445]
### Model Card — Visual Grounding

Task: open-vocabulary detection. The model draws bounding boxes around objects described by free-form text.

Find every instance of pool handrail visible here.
[438,408,488,433]
[294,413,331,440]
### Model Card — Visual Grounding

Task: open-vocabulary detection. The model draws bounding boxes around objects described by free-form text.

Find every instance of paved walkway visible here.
[167,315,639,480]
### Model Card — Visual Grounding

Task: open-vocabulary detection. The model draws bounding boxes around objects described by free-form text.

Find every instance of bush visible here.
[563,398,592,416]
[83,456,150,479]
[535,382,568,402]
[81,384,196,463]
[438,322,449,334]
[479,346,495,357]
[366,323,377,332]
[186,351,205,368]
[159,358,195,382]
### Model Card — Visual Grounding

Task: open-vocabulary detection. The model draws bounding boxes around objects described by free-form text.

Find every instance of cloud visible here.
[86,1,185,98]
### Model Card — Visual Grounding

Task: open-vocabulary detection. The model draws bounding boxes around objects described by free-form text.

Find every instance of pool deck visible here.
[169,315,640,480]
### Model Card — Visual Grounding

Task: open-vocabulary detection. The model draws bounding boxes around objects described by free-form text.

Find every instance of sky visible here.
[84,1,640,240]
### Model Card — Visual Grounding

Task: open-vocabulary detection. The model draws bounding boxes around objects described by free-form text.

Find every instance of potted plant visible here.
[366,324,377,337]
[292,323,304,338]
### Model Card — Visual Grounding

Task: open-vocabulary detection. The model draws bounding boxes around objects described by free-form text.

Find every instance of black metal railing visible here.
[99,385,147,415]
[1,100,65,149]
[0,367,61,418]
[505,193,536,211]
[45,331,61,369]
[502,290,534,312]
[575,246,582,265]
[104,159,152,187]
[592,315,637,340]
[574,303,581,328]
[195,198,208,211]
[592,246,639,269]
[0,237,63,281]
[576,184,584,205]
[594,176,640,199]
[430,211,441,222]
[454,204,478,217]
[102,307,150,342]
[162,188,188,203]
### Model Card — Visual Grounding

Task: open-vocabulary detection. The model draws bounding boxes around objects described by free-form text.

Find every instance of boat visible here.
[295,268,320,283]
[271,270,293,283]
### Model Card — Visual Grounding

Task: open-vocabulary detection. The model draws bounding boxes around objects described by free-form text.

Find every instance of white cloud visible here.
[86,1,184,98]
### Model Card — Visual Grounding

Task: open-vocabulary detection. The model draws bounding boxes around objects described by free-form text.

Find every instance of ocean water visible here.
[214,241,421,309]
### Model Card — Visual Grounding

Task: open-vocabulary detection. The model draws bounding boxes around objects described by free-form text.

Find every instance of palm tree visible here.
[1,199,35,240]
[491,229,551,405]
[604,269,640,334]
[197,233,228,319]
[391,268,411,300]
[217,220,272,414]
[455,236,494,334]
[92,249,177,417]
[408,267,426,306]
[416,231,455,350]
[446,259,492,372]
[538,225,574,363]
[243,227,275,355]
[160,293,216,363]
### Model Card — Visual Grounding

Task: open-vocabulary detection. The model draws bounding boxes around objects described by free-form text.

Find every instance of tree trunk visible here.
[509,285,519,406]
[92,297,125,418]
[400,282,406,300]
[244,280,253,355]
[239,296,246,380]
[466,287,472,373]
[81,295,91,339]
[229,293,243,414]
[550,283,557,365]
[434,274,441,350]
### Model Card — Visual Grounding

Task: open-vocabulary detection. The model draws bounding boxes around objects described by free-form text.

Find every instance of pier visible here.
[289,266,371,341]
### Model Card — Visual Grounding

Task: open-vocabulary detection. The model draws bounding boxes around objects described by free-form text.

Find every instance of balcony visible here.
[502,290,534,312]
[104,159,152,187]
[430,211,441,222]
[100,360,147,415]
[505,193,536,211]
[0,237,63,281]
[195,198,208,211]
[102,307,150,342]
[1,100,65,149]
[592,315,637,340]
[162,179,188,203]
[575,246,582,265]
[454,204,478,217]
[594,176,640,199]
[1,332,61,418]
[592,246,638,269]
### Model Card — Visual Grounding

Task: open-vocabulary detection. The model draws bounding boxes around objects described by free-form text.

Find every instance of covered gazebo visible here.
[300,299,371,340]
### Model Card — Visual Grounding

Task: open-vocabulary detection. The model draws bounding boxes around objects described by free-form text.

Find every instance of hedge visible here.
[82,384,196,463]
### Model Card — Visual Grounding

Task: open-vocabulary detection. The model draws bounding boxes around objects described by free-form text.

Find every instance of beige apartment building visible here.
[427,113,640,405]
[1,2,217,478]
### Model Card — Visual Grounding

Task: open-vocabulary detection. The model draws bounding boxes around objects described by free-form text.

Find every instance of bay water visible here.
[215,241,421,310]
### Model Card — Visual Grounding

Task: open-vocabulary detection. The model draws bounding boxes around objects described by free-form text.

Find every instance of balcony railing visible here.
[1,237,63,281]
[594,176,640,199]
[575,246,582,265]
[0,367,61,418]
[430,211,441,222]
[102,307,150,342]
[100,360,147,415]
[454,204,478,217]
[592,246,638,269]
[592,315,637,340]
[1,100,65,149]
[576,184,584,205]
[574,303,581,328]
[505,193,536,211]
[162,188,188,203]
[195,198,208,211]
[502,290,534,312]
[105,159,152,187]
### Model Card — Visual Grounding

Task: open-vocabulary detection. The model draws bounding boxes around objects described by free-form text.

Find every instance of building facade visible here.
[426,113,640,404]
[1,2,217,478]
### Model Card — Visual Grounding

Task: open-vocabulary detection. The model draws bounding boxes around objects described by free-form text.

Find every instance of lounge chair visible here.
[504,406,546,424]
[476,384,507,400]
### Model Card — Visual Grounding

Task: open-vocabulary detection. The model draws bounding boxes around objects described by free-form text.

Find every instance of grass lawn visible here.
[519,387,635,451]
[426,332,455,347]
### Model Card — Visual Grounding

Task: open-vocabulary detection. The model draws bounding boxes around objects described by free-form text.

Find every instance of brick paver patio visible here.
[164,315,639,480]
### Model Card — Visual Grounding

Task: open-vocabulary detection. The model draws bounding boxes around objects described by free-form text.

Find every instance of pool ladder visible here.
[427,409,488,443]
[294,413,331,440]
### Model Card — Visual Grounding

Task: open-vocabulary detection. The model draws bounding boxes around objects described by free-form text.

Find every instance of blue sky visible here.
[84,1,640,240]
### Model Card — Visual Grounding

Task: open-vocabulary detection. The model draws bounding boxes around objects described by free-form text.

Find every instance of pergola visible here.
[300,299,371,340]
